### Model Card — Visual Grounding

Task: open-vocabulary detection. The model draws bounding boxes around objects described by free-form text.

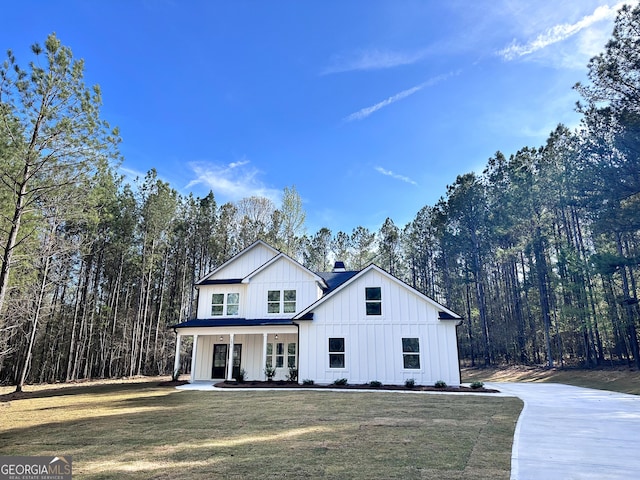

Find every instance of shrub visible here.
[333,378,348,386]
[369,380,382,387]
[434,380,447,388]
[171,369,181,382]
[302,379,315,385]
[264,366,276,381]
[237,368,247,383]
[404,378,415,388]
[286,368,298,383]
[470,381,484,389]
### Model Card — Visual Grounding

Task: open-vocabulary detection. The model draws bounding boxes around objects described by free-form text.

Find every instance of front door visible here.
[212,344,227,378]
[212,343,243,379]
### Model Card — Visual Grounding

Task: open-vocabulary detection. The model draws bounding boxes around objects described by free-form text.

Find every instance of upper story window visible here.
[211,293,240,316]
[365,287,382,315]
[267,290,296,314]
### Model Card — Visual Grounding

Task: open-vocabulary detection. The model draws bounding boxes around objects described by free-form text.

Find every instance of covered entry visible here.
[172,319,298,382]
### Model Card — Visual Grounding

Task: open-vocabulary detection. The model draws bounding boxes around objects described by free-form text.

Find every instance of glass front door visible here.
[212,344,227,378]
[212,343,243,379]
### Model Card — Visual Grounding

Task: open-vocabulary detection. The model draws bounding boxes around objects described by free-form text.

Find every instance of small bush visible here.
[434,380,447,388]
[369,380,382,387]
[286,368,298,383]
[302,379,314,385]
[405,378,415,388]
[333,378,348,386]
[171,369,181,382]
[470,381,484,389]
[264,366,276,381]
[237,368,247,383]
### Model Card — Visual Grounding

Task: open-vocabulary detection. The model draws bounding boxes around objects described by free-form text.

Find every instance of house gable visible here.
[295,264,461,322]
[196,240,279,284]
[243,254,326,318]
[295,264,462,386]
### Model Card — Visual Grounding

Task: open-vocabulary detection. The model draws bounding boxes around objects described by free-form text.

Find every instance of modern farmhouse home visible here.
[172,240,462,386]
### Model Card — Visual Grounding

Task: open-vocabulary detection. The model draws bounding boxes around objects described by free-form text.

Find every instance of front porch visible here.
[173,323,299,383]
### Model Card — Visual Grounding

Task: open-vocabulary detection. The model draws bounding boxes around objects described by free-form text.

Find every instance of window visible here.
[365,287,382,315]
[267,290,297,314]
[329,337,345,368]
[211,293,224,316]
[266,343,273,368]
[287,343,296,368]
[284,290,296,313]
[268,290,280,313]
[211,292,239,316]
[227,293,239,315]
[275,342,284,368]
[402,338,420,369]
[266,342,296,369]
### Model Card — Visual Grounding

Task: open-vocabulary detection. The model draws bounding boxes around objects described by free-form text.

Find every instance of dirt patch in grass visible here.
[0,378,522,480]
[213,380,499,393]
[462,365,640,395]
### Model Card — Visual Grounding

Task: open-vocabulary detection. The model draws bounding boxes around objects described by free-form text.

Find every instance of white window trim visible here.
[267,289,297,315]
[365,286,382,316]
[211,292,240,317]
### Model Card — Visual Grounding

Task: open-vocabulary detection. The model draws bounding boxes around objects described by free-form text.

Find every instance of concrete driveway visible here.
[488,383,640,480]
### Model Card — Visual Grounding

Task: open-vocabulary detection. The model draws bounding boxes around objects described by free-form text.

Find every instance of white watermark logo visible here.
[0,456,72,480]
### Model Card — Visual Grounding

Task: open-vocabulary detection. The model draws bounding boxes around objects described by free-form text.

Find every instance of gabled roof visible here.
[315,270,359,293]
[294,263,461,321]
[243,252,328,289]
[195,240,279,285]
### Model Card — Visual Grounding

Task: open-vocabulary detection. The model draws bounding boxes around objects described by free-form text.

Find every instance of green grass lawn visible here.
[0,380,522,479]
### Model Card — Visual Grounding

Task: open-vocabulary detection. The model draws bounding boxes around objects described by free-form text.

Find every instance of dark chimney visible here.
[333,261,346,272]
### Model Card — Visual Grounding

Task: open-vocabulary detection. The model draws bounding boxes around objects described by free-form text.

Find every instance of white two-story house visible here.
[172,240,462,386]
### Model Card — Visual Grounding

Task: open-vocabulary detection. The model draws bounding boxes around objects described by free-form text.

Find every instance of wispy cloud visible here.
[375,166,418,185]
[498,2,625,60]
[185,159,281,202]
[344,71,458,122]
[322,48,430,75]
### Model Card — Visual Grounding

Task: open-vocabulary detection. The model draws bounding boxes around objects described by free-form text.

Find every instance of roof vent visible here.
[333,261,346,272]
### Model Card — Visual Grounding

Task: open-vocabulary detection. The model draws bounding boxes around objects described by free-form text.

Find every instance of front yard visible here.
[0,379,522,479]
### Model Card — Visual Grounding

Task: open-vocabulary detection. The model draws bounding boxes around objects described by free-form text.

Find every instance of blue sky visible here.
[1,1,632,234]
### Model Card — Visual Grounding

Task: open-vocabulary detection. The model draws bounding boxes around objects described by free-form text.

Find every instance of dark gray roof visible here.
[172,318,295,329]
[196,278,243,286]
[316,270,359,293]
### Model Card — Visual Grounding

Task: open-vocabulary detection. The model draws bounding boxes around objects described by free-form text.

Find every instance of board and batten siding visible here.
[207,243,277,281]
[196,284,246,319]
[245,257,323,318]
[298,268,460,386]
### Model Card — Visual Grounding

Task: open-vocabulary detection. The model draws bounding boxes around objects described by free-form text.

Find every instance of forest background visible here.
[1,5,639,390]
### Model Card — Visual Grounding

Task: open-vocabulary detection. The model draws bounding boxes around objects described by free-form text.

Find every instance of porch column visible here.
[226,333,235,381]
[262,332,268,380]
[173,333,181,376]
[191,334,199,383]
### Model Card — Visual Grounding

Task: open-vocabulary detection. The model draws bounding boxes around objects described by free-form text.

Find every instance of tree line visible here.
[1,5,639,389]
